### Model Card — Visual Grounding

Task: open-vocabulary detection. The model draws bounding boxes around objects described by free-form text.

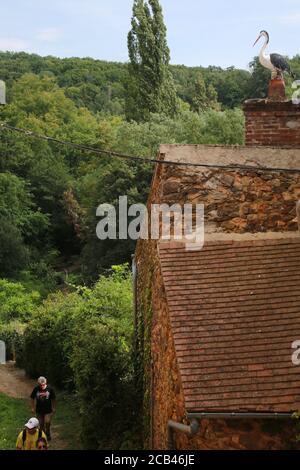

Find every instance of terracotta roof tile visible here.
[159,238,300,413]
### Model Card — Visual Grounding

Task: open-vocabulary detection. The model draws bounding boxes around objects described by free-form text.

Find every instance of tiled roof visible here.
[159,237,300,413]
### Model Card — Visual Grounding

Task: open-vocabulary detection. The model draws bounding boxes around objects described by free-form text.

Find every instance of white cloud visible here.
[279,13,300,24]
[36,28,61,42]
[0,37,30,52]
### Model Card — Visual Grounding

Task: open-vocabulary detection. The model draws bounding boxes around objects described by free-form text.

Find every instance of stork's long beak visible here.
[253,34,261,47]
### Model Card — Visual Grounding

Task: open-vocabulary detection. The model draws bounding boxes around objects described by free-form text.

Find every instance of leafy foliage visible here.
[0,391,80,450]
[0,222,29,278]
[0,322,25,366]
[1,27,294,450]
[0,172,48,277]
[0,279,40,367]
[0,172,48,241]
[0,55,247,280]
[191,74,220,113]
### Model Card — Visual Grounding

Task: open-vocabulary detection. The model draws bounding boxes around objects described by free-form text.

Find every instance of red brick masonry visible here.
[244,100,300,147]
[159,237,300,413]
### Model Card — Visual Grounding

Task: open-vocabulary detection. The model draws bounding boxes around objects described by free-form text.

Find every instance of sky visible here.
[0,0,300,70]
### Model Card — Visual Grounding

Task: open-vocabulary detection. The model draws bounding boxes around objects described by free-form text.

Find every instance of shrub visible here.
[0,222,29,278]
[22,265,139,448]
[70,319,136,449]
[0,279,40,323]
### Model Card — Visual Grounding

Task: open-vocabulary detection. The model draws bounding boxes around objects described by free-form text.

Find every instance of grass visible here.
[0,391,81,450]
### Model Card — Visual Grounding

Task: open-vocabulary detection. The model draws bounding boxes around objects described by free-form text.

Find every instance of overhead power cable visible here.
[1,121,300,174]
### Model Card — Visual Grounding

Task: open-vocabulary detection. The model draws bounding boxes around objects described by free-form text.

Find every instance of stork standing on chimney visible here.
[253,30,295,79]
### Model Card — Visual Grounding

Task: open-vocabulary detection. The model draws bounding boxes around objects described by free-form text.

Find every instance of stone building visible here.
[134,99,300,450]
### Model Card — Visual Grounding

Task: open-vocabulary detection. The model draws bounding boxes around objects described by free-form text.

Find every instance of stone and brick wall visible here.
[175,418,296,450]
[150,259,186,450]
[136,234,298,450]
[244,100,300,147]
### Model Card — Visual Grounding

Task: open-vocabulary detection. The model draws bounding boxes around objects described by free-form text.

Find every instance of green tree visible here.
[0,172,49,277]
[0,73,100,257]
[0,50,256,113]
[207,66,251,108]
[247,56,297,100]
[126,0,178,121]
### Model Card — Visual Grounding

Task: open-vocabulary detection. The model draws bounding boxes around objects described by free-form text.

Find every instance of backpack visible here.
[22,428,42,448]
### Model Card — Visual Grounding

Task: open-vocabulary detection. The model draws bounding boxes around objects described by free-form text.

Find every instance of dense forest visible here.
[1,50,299,284]
[0,50,257,285]
[0,0,300,449]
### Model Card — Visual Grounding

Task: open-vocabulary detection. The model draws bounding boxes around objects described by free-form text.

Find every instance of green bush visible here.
[0,222,29,278]
[0,279,40,323]
[22,265,139,448]
[70,319,136,449]
[23,291,82,387]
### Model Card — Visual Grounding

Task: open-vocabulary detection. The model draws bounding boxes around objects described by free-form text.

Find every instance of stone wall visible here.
[156,165,300,234]
[174,418,296,450]
[136,234,298,449]
[150,255,186,449]
[244,100,300,147]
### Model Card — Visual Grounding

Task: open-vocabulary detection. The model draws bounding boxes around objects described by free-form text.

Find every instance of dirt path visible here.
[0,362,68,450]
[0,362,35,398]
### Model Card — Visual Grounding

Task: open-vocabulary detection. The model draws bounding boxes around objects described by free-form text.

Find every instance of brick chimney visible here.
[243,100,300,147]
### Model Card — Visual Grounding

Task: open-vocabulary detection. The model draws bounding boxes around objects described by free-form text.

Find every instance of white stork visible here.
[253,30,295,79]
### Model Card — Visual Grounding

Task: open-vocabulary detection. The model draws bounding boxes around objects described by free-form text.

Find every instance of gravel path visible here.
[0,362,34,399]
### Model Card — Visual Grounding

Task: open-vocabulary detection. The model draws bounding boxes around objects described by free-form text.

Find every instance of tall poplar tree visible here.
[126,0,178,122]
